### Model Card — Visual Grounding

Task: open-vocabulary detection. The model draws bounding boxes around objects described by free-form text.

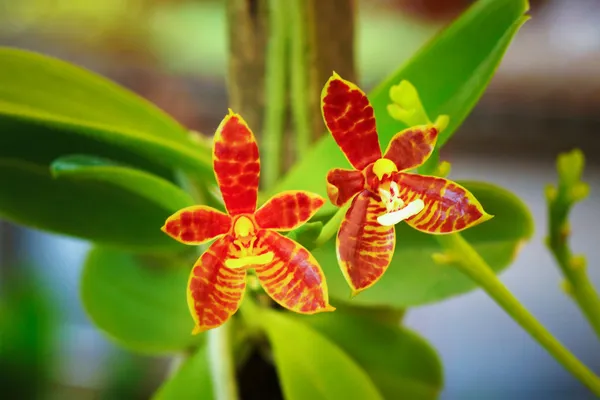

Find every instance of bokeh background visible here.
[1,0,599,399]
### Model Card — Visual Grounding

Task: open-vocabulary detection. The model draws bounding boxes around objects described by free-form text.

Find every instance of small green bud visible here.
[432,252,455,265]
[570,182,590,203]
[545,184,558,202]
[569,255,586,271]
[561,280,574,296]
[435,161,452,178]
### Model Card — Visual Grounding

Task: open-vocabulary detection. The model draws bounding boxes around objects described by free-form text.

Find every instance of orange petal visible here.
[326,168,365,207]
[187,236,247,333]
[213,111,260,216]
[254,230,334,314]
[321,73,382,170]
[392,172,493,234]
[255,191,325,231]
[383,125,439,171]
[162,206,232,245]
[337,190,395,295]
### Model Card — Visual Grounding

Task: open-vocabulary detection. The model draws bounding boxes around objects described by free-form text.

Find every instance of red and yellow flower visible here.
[162,110,334,333]
[321,73,493,295]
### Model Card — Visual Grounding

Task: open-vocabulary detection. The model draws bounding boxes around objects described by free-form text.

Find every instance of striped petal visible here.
[326,168,365,207]
[162,206,232,245]
[321,73,382,170]
[187,236,246,333]
[383,125,439,171]
[253,230,334,314]
[392,172,493,234]
[213,110,260,216]
[337,190,395,295]
[255,191,325,231]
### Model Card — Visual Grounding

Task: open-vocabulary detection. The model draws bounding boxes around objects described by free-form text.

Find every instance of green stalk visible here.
[437,233,600,395]
[261,0,288,189]
[207,323,239,400]
[289,0,312,157]
[314,205,348,248]
[546,150,600,339]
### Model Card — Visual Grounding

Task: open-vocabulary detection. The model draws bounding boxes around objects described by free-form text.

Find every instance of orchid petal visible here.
[255,191,325,231]
[213,110,260,216]
[187,236,246,334]
[337,190,395,295]
[321,73,382,170]
[254,230,334,314]
[383,125,439,171]
[326,168,365,207]
[392,172,493,234]
[162,206,232,245]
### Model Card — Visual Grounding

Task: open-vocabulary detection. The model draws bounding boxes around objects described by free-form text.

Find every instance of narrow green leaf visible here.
[0,47,212,178]
[259,309,384,400]
[314,181,533,307]
[50,154,194,213]
[300,311,443,400]
[153,346,214,400]
[81,247,198,353]
[0,157,191,252]
[272,0,529,215]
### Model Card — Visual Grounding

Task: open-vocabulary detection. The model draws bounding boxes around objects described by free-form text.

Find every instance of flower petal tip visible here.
[331,71,341,79]
[191,325,205,335]
[323,305,336,312]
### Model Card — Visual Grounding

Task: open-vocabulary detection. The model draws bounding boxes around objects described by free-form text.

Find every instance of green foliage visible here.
[153,347,214,400]
[0,47,212,180]
[81,247,200,353]
[271,0,529,216]
[0,157,190,251]
[300,311,443,400]
[258,308,384,400]
[314,181,533,307]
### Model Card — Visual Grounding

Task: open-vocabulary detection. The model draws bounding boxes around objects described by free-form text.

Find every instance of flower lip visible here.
[372,158,398,180]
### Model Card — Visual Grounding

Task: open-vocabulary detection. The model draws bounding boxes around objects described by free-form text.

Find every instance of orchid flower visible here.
[321,73,493,295]
[163,110,334,333]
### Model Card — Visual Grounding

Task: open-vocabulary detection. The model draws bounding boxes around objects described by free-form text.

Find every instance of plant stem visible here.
[547,187,600,339]
[207,322,239,400]
[437,233,600,395]
[289,0,312,157]
[314,205,348,248]
[261,0,288,189]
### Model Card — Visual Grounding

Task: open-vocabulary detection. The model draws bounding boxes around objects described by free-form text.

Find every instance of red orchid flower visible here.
[162,110,334,333]
[321,73,493,295]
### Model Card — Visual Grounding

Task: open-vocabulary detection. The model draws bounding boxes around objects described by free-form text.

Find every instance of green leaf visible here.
[153,346,214,400]
[259,309,384,400]
[0,47,212,179]
[314,181,534,307]
[81,247,198,353]
[0,157,192,251]
[299,311,443,400]
[272,0,529,215]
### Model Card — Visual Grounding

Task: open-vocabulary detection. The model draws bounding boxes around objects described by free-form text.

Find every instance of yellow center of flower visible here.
[225,216,274,269]
[372,158,398,180]
[377,181,425,226]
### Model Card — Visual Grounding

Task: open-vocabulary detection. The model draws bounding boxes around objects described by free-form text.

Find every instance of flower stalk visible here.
[545,149,600,339]
[436,233,600,395]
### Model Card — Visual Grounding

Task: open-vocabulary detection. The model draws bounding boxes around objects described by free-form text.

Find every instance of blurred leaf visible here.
[272,0,529,215]
[0,158,191,251]
[51,154,194,213]
[300,311,443,400]
[0,47,212,179]
[81,247,198,353]
[153,347,213,400]
[0,265,57,399]
[259,309,384,400]
[314,181,533,307]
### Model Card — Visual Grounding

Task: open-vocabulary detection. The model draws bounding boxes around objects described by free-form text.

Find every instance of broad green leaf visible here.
[299,311,443,400]
[81,247,198,353]
[259,309,383,400]
[0,47,212,179]
[0,157,192,251]
[153,346,213,400]
[314,181,534,307]
[273,0,529,215]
